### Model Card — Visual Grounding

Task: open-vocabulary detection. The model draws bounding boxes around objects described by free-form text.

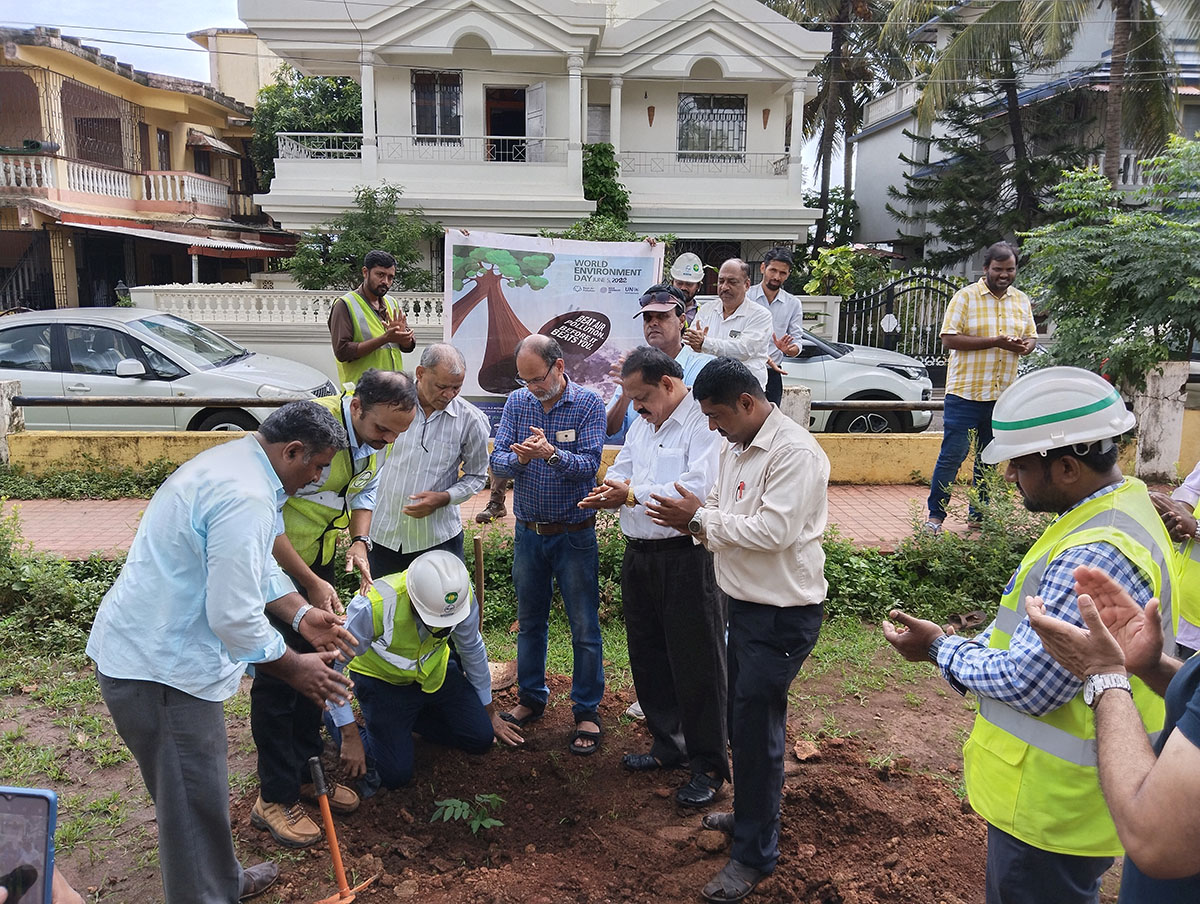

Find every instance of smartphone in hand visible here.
[0,786,56,904]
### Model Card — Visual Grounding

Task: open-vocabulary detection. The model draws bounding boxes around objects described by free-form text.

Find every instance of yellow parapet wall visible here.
[8,409,1197,484]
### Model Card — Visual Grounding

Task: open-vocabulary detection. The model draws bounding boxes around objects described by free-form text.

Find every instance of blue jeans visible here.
[354,667,494,789]
[928,394,996,522]
[513,522,604,716]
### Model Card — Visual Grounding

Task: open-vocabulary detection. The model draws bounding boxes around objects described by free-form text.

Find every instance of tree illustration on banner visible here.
[451,246,610,394]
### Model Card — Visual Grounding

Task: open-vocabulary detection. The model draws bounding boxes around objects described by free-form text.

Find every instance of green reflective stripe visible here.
[992,389,1122,432]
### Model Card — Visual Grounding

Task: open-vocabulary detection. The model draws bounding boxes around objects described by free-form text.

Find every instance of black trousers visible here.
[765,367,783,405]
[368,531,465,578]
[728,597,823,873]
[622,537,729,780]
[250,559,334,805]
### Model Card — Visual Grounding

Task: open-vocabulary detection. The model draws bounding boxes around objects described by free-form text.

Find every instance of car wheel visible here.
[195,410,259,432]
[829,409,904,434]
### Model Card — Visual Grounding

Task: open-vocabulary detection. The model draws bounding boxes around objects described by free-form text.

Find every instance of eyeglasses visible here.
[514,361,555,387]
[638,289,684,310]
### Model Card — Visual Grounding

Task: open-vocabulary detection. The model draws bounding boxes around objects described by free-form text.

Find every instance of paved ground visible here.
[5,483,955,560]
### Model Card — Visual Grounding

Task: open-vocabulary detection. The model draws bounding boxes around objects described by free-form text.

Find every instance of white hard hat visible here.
[980,366,1135,464]
[406,550,474,628]
[670,253,703,283]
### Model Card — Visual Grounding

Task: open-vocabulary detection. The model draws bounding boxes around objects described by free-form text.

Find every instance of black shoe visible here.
[701,811,735,834]
[622,753,666,771]
[676,772,723,808]
[239,862,280,900]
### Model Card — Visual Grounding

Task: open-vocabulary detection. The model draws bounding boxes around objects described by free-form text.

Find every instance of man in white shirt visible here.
[647,357,829,904]
[370,344,490,574]
[685,259,774,390]
[748,247,805,405]
[581,346,727,807]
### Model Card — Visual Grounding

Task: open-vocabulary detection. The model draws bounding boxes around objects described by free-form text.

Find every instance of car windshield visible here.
[801,330,847,359]
[126,314,249,369]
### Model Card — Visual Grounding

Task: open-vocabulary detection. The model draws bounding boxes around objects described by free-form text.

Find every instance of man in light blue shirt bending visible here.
[87,401,357,904]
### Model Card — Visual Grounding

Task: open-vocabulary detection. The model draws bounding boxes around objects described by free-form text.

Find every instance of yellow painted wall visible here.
[8,412,1197,483]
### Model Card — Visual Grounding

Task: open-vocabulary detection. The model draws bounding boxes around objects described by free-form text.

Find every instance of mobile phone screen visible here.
[0,788,53,904]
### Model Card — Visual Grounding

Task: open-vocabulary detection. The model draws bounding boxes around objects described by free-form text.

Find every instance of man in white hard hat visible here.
[883,366,1178,904]
[325,550,519,789]
[669,252,705,321]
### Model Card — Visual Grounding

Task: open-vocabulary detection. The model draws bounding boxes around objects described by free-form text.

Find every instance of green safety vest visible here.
[347,571,461,692]
[963,477,1176,858]
[334,291,406,385]
[281,390,384,567]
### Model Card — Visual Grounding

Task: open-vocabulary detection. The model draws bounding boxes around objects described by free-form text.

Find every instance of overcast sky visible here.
[0,0,246,81]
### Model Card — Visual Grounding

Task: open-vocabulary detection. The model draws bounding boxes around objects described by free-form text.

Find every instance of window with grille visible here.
[412,70,463,142]
[677,94,746,160]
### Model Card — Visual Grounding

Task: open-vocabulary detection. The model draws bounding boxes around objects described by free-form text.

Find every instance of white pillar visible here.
[191,254,199,284]
[609,76,623,151]
[568,54,584,150]
[789,79,805,196]
[360,51,378,181]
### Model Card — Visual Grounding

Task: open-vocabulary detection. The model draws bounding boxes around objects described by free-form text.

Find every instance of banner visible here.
[444,230,663,415]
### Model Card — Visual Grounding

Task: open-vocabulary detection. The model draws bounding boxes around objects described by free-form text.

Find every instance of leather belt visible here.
[623,535,696,552]
[519,515,596,536]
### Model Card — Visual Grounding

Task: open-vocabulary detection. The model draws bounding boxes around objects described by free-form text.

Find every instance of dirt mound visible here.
[229,676,986,904]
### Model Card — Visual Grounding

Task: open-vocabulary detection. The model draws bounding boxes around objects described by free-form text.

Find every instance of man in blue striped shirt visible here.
[490,334,607,754]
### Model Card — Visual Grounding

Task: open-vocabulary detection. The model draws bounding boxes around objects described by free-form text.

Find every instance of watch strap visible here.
[1085,672,1132,707]
[292,603,313,632]
[351,535,373,552]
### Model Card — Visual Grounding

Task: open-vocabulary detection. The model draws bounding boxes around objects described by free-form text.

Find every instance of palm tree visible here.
[765,0,912,255]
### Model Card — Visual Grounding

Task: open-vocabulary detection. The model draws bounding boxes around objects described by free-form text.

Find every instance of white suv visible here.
[780,330,933,433]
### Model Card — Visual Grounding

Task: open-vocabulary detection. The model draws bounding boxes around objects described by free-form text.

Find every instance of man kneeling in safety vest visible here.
[882,366,1178,904]
[328,550,519,790]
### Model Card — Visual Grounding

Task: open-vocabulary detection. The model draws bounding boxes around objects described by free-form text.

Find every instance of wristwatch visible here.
[351,535,374,553]
[1083,672,1132,708]
[687,514,704,536]
[625,488,637,507]
[547,451,561,466]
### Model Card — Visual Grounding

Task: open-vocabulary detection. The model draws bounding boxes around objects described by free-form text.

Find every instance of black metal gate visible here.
[839,270,961,386]
[0,230,54,311]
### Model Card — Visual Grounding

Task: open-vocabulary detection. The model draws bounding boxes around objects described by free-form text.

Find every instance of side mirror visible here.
[115,358,147,377]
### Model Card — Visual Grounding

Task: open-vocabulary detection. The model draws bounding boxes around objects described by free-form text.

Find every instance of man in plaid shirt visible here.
[489,334,607,755]
[927,242,1037,531]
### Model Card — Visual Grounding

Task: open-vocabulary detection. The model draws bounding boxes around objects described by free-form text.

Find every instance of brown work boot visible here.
[475,499,507,523]
[250,795,322,848]
[300,780,360,814]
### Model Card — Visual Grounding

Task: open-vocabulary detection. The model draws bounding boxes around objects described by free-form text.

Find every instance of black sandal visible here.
[569,711,602,756]
[499,700,544,729]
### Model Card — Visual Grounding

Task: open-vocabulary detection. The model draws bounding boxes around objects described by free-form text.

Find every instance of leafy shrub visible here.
[0,458,176,499]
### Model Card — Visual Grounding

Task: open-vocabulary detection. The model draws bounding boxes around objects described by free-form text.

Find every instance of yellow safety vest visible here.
[334,291,406,385]
[281,390,383,567]
[1174,537,1200,636]
[347,572,462,692]
[963,477,1176,857]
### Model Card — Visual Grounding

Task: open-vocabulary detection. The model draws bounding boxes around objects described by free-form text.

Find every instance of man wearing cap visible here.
[669,252,705,322]
[328,249,417,385]
[581,346,727,807]
[684,259,774,390]
[748,247,805,406]
[605,284,715,441]
[325,551,516,789]
[883,366,1177,904]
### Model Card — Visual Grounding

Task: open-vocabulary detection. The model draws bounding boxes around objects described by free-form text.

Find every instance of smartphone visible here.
[0,786,56,904]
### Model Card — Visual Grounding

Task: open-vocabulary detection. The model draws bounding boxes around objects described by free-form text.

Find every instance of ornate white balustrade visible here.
[0,155,55,191]
[142,285,445,328]
[66,161,131,198]
[143,172,229,209]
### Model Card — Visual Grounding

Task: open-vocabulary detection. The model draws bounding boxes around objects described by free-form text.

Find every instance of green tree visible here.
[285,183,441,291]
[1020,137,1200,390]
[581,143,630,222]
[886,89,1096,267]
[250,65,362,187]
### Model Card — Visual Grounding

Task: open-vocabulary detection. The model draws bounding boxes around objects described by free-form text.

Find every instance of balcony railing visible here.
[0,155,55,191]
[617,150,790,177]
[277,133,364,159]
[276,133,569,164]
[143,171,229,209]
[379,135,568,164]
[864,82,922,127]
[66,161,131,198]
[1085,150,1149,190]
